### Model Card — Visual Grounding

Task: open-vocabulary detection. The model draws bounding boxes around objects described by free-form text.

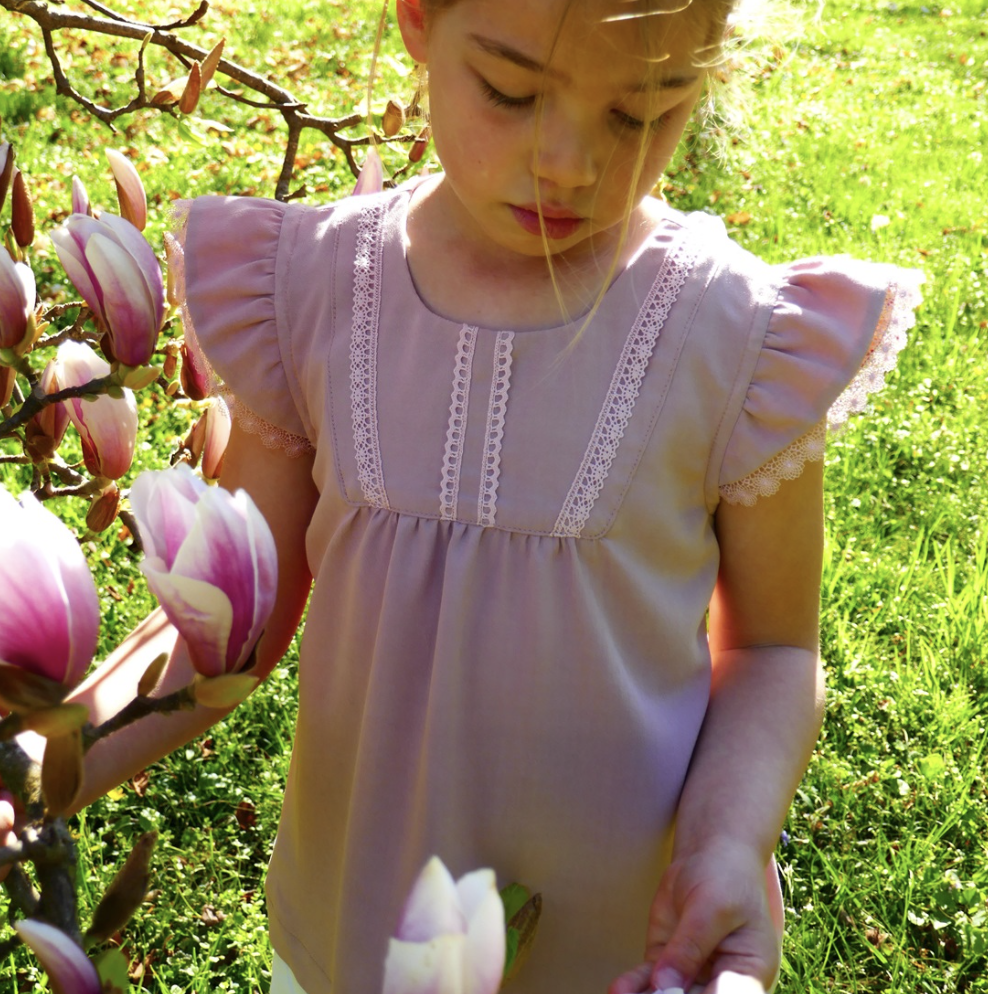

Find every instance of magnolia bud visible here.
[179,62,202,115]
[162,348,178,380]
[85,831,158,946]
[182,410,207,467]
[72,175,91,217]
[382,99,405,138]
[106,149,147,233]
[87,482,121,532]
[200,38,225,89]
[11,168,35,248]
[409,125,431,164]
[180,339,211,401]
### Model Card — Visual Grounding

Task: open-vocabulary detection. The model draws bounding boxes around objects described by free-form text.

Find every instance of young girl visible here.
[68,0,923,991]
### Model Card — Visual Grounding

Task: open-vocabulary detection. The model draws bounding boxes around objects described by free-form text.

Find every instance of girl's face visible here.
[398,0,713,267]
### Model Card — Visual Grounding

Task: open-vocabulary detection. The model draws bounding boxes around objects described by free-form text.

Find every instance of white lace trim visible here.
[827,271,924,431]
[718,270,924,506]
[168,201,313,459]
[477,331,514,527]
[350,202,390,508]
[440,325,478,521]
[719,422,826,506]
[552,238,697,538]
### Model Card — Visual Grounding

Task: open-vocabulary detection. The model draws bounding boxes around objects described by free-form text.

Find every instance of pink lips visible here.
[510,204,584,240]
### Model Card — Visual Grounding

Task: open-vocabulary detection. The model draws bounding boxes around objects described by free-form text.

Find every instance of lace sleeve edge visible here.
[827,270,925,432]
[223,391,316,459]
[718,422,827,507]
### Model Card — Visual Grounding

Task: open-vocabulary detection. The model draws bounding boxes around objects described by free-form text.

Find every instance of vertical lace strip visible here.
[350,202,391,509]
[440,325,478,521]
[552,239,697,538]
[477,331,514,527]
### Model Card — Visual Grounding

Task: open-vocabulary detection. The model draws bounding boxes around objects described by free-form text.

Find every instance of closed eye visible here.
[479,78,535,110]
[612,109,670,134]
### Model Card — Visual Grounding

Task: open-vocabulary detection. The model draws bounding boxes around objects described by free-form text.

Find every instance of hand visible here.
[608,839,783,994]
[0,785,17,883]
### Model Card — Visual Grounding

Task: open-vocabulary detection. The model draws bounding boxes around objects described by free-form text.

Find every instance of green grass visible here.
[2,0,988,991]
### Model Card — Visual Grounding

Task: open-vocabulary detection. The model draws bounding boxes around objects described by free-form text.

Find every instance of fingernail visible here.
[653,967,687,992]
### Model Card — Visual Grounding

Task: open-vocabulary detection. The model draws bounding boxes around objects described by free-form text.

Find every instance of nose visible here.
[531,105,598,192]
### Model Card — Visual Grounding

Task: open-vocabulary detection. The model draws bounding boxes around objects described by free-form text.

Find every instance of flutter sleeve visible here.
[169,196,314,457]
[718,257,924,506]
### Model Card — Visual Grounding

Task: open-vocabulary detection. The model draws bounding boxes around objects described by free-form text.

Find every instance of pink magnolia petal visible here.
[382,935,466,994]
[0,247,34,350]
[14,919,102,994]
[170,488,263,672]
[241,491,278,670]
[0,489,99,685]
[85,231,159,366]
[96,214,165,333]
[459,872,505,994]
[397,857,467,943]
[49,217,106,321]
[66,390,138,480]
[130,465,205,568]
[139,565,233,678]
[201,398,231,481]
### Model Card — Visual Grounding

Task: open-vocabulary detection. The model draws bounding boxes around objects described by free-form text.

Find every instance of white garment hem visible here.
[271,950,307,994]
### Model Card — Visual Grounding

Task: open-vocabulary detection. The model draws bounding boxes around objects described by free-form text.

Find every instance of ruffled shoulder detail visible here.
[168,195,315,457]
[718,259,924,506]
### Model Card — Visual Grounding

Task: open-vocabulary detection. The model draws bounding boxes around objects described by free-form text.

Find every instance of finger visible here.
[608,961,654,994]
[649,899,745,991]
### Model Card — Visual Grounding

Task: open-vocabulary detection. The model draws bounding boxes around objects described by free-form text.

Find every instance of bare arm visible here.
[611,459,826,994]
[62,421,319,811]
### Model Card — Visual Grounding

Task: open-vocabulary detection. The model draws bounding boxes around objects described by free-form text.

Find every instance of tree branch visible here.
[1,0,406,199]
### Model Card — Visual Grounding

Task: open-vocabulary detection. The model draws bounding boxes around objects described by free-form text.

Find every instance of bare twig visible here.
[2,0,396,198]
[0,373,114,437]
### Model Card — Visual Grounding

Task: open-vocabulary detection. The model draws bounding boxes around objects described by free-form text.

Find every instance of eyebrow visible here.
[468,33,701,92]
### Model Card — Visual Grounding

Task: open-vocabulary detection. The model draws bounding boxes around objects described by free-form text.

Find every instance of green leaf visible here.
[95,947,132,994]
[499,882,530,922]
[175,117,208,146]
[502,926,519,981]
[917,753,946,779]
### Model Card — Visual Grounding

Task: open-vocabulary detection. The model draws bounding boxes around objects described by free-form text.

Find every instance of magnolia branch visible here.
[1,0,395,199]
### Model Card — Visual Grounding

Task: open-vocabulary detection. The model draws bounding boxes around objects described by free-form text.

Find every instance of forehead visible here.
[442,0,716,80]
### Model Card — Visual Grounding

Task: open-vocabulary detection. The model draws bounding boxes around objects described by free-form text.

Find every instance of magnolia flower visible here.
[14,919,101,994]
[50,211,164,367]
[106,148,148,232]
[0,487,99,687]
[383,857,505,994]
[353,145,384,196]
[55,341,138,480]
[130,464,277,677]
[0,244,36,352]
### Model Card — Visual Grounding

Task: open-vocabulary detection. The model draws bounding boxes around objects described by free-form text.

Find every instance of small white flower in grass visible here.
[870,214,891,232]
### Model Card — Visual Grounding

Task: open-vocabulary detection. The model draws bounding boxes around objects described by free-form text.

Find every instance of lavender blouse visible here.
[177,184,922,994]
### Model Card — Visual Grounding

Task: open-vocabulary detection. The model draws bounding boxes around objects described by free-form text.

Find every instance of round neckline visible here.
[395,175,678,335]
